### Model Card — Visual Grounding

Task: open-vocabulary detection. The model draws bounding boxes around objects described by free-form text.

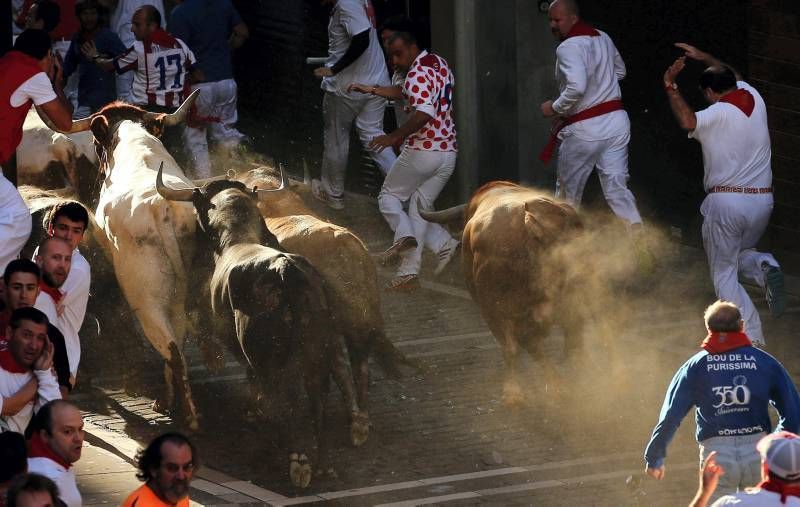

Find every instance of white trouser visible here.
[182,79,247,178]
[321,91,397,198]
[699,432,763,503]
[0,176,32,270]
[379,149,457,277]
[555,132,642,225]
[701,193,777,345]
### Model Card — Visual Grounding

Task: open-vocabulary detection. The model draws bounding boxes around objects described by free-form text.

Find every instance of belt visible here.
[708,186,773,194]
[538,99,624,164]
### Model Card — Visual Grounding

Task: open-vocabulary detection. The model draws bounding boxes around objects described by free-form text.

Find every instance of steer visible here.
[48,92,205,429]
[421,181,586,406]
[17,108,99,203]
[156,170,369,487]
[235,165,416,411]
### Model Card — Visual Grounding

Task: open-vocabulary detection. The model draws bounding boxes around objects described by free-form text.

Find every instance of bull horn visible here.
[254,163,288,196]
[302,158,311,185]
[155,162,196,201]
[418,203,467,223]
[144,89,200,127]
[35,105,93,133]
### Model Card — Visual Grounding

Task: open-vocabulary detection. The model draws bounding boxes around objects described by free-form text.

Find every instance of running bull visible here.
[44,91,204,429]
[236,165,416,411]
[421,181,586,406]
[156,170,369,487]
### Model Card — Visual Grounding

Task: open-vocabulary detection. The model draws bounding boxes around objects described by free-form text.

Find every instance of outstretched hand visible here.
[664,56,686,86]
[700,451,725,495]
[674,43,708,62]
[348,83,372,94]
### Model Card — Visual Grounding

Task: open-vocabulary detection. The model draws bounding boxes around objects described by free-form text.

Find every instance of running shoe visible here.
[311,178,344,210]
[763,264,786,318]
[377,236,418,266]
[434,239,461,276]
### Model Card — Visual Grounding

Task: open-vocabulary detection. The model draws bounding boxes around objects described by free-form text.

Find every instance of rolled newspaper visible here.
[305,57,328,66]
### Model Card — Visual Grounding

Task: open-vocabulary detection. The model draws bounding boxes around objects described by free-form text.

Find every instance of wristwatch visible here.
[664,82,678,92]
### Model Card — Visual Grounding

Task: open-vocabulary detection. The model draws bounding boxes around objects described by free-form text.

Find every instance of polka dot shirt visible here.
[402,50,458,152]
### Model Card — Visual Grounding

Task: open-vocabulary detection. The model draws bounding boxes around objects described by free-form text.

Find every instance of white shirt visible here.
[32,248,90,376]
[321,0,389,96]
[553,30,629,141]
[110,0,166,48]
[713,488,800,506]
[689,81,772,191]
[3,74,56,212]
[0,365,61,433]
[28,457,82,507]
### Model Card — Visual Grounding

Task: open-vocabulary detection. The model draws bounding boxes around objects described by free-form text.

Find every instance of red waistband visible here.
[708,186,773,194]
[539,99,624,164]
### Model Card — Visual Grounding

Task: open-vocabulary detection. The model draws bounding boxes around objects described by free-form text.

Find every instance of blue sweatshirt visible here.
[644,345,800,468]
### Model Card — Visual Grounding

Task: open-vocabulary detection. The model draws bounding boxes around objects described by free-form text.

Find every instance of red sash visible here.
[0,349,27,374]
[29,432,72,469]
[701,331,752,354]
[538,99,624,164]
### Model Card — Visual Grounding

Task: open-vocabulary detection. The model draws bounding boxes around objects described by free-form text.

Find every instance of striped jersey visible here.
[114,29,195,108]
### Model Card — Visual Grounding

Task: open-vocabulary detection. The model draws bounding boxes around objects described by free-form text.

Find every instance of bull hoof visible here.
[289,453,312,488]
[350,411,370,447]
[186,416,200,432]
[502,383,524,408]
[151,397,169,414]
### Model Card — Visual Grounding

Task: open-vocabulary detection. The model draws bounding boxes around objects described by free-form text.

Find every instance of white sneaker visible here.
[434,239,461,276]
[311,178,344,210]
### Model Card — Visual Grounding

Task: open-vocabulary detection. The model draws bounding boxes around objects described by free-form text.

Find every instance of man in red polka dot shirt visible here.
[365,31,460,291]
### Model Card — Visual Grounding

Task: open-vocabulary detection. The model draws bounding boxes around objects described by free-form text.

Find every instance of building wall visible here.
[748,0,800,269]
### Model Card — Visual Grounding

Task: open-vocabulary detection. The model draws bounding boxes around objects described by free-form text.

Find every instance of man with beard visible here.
[1,260,71,397]
[33,237,71,330]
[26,400,83,507]
[0,307,59,434]
[34,202,90,389]
[123,432,198,506]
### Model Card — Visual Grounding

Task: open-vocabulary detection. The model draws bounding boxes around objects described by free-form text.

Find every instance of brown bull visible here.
[235,166,415,411]
[421,181,585,406]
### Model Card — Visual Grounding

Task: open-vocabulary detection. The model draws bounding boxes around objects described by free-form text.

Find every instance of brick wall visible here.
[748,0,800,270]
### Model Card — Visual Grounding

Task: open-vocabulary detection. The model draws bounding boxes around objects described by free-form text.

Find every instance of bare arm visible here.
[368,110,432,152]
[675,43,742,81]
[0,378,38,416]
[664,56,697,131]
[349,83,404,100]
[689,452,724,507]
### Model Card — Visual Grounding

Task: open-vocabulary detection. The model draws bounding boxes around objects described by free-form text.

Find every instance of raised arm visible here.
[675,43,742,81]
[663,56,697,131]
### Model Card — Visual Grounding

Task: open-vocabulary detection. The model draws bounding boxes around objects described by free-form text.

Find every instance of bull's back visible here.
[265,215,383,333]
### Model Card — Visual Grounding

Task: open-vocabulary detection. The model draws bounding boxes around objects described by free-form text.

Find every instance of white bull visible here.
[17,108,98,202]
[47,93,203,429]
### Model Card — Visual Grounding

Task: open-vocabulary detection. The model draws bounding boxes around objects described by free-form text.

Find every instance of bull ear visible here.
[90,116,109,147]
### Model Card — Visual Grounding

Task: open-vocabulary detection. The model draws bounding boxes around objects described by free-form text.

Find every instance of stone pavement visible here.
[72,189,800,506]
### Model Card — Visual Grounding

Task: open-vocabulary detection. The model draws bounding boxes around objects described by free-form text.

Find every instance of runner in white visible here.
[540,0,642,227]
[663,43,785,346]
[312,0,396,210]
[368,31,460,291]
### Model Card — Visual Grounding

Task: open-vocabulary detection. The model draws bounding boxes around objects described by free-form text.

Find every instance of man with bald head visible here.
[644,300,800,502]
[664,43,784,347]
[540,0,644,232]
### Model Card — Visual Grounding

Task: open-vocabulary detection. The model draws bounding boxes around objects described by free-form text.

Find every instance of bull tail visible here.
[370,330,422,378]
[418,203,466,224]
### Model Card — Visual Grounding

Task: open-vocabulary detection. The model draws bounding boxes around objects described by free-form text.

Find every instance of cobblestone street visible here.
[74,193,800,506]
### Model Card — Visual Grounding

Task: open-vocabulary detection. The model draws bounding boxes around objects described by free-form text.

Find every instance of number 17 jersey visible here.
[402,50,457,152]
[114,28,196,108]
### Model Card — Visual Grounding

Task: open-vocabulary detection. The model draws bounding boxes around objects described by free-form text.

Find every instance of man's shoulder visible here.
[28,456,67,474]
[123,483,183,507]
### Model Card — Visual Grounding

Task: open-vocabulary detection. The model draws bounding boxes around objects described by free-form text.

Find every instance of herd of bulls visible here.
[16,91,593,488]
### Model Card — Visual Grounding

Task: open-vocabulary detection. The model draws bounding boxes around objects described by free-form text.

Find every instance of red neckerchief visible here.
[147,28,178,49]
[701,331,752,354]
[28,432,72,470]
[719,88,755,117]
[39,281,63,305]
[0,349,28,374]
[564,20,600,39]
[758,477,800,504]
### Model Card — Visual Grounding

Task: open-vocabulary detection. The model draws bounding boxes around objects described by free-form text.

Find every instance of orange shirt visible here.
[122,484,189,507]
